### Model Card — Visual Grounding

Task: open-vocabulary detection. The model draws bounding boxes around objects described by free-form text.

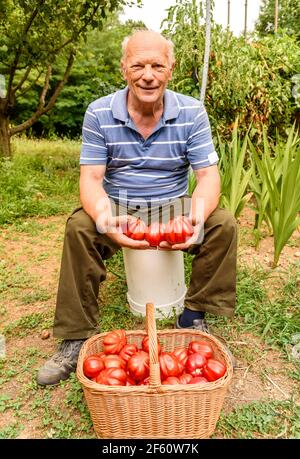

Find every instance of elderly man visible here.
[37,30,237,386]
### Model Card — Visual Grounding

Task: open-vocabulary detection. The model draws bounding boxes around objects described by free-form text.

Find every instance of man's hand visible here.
[97,215,151,250]
[159,217,203,251]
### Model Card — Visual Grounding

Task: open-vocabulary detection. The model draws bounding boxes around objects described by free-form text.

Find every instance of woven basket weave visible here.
[76,303,233,439]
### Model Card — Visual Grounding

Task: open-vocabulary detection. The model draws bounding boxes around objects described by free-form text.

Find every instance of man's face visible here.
[121,35,174,107]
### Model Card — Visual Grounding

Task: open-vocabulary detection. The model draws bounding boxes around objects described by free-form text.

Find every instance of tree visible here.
[10,18,146,138]
[255,0,300,40]
[0,0,138,157]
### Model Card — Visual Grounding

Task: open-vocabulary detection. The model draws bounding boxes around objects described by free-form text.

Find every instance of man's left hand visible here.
[159,218,204,251]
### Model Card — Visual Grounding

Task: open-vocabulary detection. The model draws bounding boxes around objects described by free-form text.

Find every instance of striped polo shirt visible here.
[80,86,218,206]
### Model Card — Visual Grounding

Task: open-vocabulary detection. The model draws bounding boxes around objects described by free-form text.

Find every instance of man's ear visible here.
[168,61,176,81]
[120,59,127,80]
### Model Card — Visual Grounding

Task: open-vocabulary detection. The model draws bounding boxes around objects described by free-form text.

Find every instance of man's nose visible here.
[142,65,154,80]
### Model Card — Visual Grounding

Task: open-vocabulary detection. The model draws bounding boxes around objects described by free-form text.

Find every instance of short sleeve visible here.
[186,105,218,170]
[80,105,108,165]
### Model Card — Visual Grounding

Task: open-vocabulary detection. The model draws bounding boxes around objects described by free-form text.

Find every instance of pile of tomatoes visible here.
[82,328,227,386]
[124,215,194,246]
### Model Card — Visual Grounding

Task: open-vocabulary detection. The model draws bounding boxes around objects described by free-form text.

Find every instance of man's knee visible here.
[207,208,237,241]
[65,208,97,238]
[220,209,237,238]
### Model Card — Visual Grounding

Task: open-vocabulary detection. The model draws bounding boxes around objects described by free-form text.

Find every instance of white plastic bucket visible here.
[122,248,186,319]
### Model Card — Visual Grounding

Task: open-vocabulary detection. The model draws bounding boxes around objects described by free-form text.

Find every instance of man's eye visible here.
[132,65,142,70]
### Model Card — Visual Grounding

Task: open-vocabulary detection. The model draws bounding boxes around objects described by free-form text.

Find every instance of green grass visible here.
[0,138,80,225]
[215,399,300,439]
[3,312,54,338]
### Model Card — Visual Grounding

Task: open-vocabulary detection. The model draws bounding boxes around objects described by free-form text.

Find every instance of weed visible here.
[215,399,300,439]
[0,422,24,439]
[0,139,80,225]
[3,312,54,337]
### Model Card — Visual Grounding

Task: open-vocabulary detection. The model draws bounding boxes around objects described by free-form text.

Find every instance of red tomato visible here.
[126,375,137,386]
[188,341,214,359]
[185,353,207,376]
[127,351,150,382]
[173,347,189,366]
[97,352,106,361]
[96,368,127,386]
[103,329,126,354]
[141,335,161,355]
[179,373,193,384]
[159,352,183,380]
[162,376,181,385]
[145,222,166,246]
[202,359,226,382]
[119,343,138,363]
[103,354,126,370]
[164,216,194,245]
[188,376,208,384]
[124,219,147,241]
[83,355,104,378]
[138,377,150,385]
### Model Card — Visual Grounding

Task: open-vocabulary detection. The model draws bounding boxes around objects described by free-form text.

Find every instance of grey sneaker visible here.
[36,339,85,386]
[175,314,210,333]
[175,314,236,368]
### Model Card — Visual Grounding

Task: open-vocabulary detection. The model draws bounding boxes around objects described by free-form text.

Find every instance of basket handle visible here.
[146,303,161,388]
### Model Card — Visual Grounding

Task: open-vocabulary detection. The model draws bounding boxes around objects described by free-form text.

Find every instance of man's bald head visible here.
[121,30,175,67]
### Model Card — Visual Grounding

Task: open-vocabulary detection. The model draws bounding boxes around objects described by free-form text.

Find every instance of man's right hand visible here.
[97,215,151,250]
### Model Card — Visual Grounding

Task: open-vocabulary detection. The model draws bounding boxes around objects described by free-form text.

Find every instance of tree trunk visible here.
[200,0,211,103]
[227,0,230,29]
[244,0,248,39]
[0,100,11,157]
[274,0,279,33]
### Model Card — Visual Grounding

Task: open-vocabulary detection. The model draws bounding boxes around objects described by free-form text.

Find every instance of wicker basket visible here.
[76,303,233,439]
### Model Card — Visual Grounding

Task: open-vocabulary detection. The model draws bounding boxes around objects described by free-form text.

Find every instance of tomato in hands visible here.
[145,222,166,247]
[164,216,194,245]
[124,218,147,241]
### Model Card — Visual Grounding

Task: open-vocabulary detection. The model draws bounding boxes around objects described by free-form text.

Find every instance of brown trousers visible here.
[53,206,237,339]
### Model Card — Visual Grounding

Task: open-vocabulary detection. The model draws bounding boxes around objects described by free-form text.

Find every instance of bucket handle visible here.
[146,303,162,389]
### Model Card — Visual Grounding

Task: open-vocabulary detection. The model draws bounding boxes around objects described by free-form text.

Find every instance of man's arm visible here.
[80,165,150,249]
[159,165,221,250]
[190,165,221,225]
[80,164,112,227]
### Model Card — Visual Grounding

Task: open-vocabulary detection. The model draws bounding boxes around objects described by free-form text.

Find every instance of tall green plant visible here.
[249,125,300,267]
[217,124,253,218]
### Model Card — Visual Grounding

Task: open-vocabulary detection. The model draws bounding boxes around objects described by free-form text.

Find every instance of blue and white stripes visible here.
[80,87,218,205]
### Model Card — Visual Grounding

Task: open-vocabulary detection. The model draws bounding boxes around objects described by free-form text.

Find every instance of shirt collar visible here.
[111,87,180,123]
